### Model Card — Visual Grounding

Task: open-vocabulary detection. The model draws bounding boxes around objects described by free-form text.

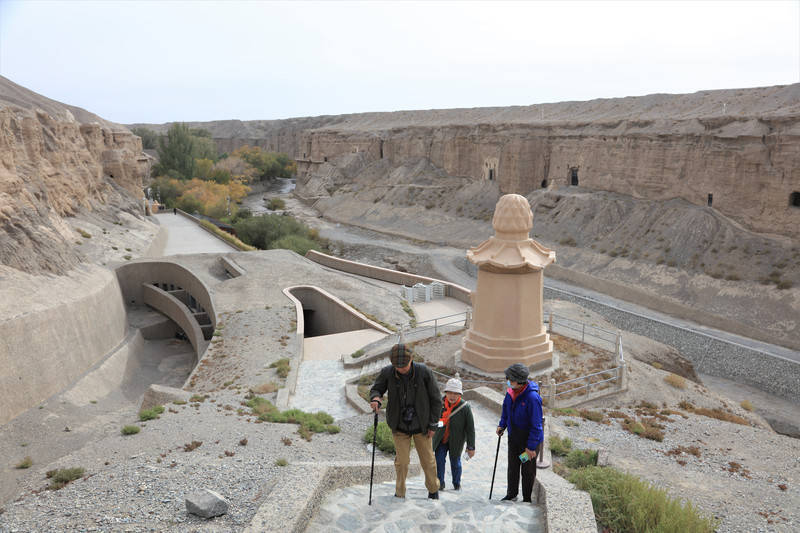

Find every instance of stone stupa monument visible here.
[460,194,556,373]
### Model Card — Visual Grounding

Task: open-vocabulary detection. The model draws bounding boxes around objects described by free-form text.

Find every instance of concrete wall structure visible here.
[142,285,207,362]
[0,267,128,424]
[115,260,217,329]
[285,285,393,338]
[305,250,472,304]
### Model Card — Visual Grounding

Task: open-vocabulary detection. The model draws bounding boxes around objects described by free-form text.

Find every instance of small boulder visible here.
[185,489,228,518]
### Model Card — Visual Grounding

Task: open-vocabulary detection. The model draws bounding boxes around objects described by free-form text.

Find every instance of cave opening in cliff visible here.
[380,140,384,159]
[708,193,713,207]
[570,168,579,186]
[489,169,494,181]
[541,179,548,188]
[791,192,800,208]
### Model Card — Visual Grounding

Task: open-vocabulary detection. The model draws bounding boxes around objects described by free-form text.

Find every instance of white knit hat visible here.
[444,374,463,395]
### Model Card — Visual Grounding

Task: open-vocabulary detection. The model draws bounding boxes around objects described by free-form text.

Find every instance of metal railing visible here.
[553,366,624,398]
[548,313,618,353]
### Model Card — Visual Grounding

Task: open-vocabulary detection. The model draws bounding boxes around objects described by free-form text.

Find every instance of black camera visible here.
[401,406,416,424]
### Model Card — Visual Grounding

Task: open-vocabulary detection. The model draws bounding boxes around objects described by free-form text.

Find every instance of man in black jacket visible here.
[370,343,442,499]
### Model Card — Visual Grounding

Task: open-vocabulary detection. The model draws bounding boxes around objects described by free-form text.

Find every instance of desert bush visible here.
[270,234,320,256]
[549,435,573,456]
[47,467,85,490]
[138,405,165,421]
[570,466,717,533]
[565,449,598,469]
[275,458,288,466]
[246,397,338,438]
[364,421,396,454]
[664,373,687,389]
[121,425,141,436]
[579,409,605,423]
[651,361,663,370]
[252,382,278,394]
[76,228,91,239]
[551,407,579,417]
[740,400,753,411]
[270,358,291,378]
[692,407,749,426]
[350,349,365,359]
[267,197,286,210]
[184,441,203,452]
[15,457,32,469]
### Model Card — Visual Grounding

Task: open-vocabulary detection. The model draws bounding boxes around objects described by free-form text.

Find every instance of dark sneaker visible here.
[427,491,439,500]
[500,495,517,501]
[522,498,532,503]
[453,484,461,491]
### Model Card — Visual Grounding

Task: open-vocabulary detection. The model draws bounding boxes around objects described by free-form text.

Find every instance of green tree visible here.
[154,123,197,180]
[131,127,158,149]
[195,158,214,180]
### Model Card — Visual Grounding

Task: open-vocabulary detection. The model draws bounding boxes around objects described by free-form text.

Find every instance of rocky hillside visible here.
[0,76,149,273]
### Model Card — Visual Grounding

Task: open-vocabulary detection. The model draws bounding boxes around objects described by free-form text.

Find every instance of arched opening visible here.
[790,191,800,208]
[708,193,713,207]
[570,168,579,186]
[488,168,494,181]
[541,179,548,188]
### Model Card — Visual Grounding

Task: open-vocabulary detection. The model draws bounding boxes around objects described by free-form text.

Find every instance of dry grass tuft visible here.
[252,382,278,394]
[740,400,753,411]
[663,373,686,389]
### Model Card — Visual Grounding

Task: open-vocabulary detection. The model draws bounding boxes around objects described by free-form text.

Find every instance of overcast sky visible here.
[1,0,798,124]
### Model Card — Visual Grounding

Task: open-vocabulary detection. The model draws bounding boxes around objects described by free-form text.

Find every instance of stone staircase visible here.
[304,403,546,532]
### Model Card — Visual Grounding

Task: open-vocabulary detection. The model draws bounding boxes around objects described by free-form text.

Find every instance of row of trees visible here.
[136,123,296,221]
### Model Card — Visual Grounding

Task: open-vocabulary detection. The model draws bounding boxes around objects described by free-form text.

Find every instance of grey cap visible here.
[504,363,530,383]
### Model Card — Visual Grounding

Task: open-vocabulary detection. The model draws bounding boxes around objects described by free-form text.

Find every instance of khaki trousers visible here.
[392,431,440,497]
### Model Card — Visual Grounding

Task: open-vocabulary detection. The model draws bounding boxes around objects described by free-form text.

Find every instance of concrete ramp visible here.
[304,329,389,361]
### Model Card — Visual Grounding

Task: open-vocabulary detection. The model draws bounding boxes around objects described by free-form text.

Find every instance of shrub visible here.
[47,467,85,490]
[15,457,32,469]
[350,349,365,359]
[664,373,686,389]
[275,458,288,466]
[246,397,335,439]
[777,280,793,290]
[270,358,291,378]
[692,407,749,426]
[569,466,717,533]
[551,407,579,417]
[565,449,598,469]
[184,441,203,452]
[267,197,286,210]
[579,409,605,423]
[138,405,165,421]
[77,228,91,239]
[270,234,320,256]
[740,400,753,411]
[651,361,663,370]
[364,421,396,454]
[549,435,573,457]
[121,425,141,436]
[678,400,694,411]
[252,382,278,394]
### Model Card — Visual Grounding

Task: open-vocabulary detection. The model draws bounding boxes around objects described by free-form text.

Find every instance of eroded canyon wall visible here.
[134,84,800,238]
[0,76,148,274]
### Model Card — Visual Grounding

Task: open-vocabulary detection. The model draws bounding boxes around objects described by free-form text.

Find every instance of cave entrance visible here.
[790,191,800,208]
[570,168,579,186]
[708,193,713,207]
[488,168,494,181]
[541,179,548,188]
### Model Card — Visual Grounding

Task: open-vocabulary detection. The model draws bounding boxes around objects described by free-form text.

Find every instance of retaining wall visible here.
[545,286,800,403]
[142,285,207,363]
[305,250,472,305]
[0,267,128,424]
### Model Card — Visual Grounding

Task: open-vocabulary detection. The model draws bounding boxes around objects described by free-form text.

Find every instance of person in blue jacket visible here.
[496,363,543,503]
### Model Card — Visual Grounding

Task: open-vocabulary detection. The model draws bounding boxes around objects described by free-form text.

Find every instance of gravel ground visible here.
[551,409,799,532]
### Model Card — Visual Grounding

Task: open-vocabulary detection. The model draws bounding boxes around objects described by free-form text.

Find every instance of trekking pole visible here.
[368,410,378,505]
[489,431,502,500]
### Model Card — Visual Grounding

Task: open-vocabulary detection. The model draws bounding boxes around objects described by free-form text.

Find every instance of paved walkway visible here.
[306,403,545,532]
[154,213,238,255]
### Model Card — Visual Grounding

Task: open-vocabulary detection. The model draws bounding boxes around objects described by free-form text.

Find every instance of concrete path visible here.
[304,330,390,361]
[154,213,238,255]
[306,403,545,532]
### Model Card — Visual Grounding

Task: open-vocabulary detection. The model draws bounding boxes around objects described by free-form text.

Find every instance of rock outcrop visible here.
[0,75,149,274]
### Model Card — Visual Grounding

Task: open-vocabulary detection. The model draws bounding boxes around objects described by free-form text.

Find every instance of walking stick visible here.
[368,410,378,505]
[489,431,502,500]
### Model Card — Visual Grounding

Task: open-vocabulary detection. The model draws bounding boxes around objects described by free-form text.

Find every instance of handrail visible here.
[555,366,621,387]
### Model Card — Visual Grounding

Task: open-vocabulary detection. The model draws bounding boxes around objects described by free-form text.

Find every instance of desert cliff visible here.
[0,76,149,274]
